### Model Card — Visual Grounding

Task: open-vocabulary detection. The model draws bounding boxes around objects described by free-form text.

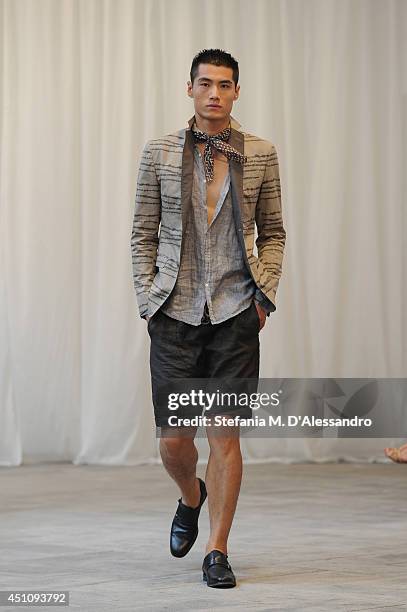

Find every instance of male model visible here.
[131,49,286,588]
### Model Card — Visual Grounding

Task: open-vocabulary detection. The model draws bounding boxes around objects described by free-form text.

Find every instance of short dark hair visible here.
[190,49,239,86]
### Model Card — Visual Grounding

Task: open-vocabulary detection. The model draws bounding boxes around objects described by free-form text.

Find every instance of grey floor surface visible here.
[0,462,406,612]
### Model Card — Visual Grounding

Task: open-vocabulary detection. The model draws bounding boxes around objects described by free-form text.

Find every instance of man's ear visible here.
[234,84,240,100]
[187,81,193,98]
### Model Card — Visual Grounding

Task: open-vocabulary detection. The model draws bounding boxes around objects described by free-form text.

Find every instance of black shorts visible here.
[148,301,260,428]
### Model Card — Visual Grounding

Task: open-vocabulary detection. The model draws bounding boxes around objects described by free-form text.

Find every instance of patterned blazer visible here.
[131,115,286,319]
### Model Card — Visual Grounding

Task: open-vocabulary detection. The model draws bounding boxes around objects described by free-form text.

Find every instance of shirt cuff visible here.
[254,289,275,317]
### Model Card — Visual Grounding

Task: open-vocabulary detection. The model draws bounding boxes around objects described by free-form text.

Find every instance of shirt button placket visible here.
[205,235,210,307]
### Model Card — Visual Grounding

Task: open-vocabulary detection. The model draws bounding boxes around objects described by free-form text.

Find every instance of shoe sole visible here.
[202,571,236,588]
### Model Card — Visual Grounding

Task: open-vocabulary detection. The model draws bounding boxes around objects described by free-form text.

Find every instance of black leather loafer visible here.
[170,477,207,558]
[202,549,237,588]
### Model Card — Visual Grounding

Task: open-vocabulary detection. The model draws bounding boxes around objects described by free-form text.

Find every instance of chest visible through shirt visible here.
[196,142,229,226]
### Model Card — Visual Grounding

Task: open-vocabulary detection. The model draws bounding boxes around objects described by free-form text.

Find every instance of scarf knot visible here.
[192,123,247,182]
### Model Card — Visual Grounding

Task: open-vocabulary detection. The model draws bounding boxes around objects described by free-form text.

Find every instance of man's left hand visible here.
[254,302,267,331]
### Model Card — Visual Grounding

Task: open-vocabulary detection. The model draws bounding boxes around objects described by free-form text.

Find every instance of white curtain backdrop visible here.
[0,0,406,466]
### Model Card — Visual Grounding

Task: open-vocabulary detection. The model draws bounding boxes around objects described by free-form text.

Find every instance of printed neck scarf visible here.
[191,121,247,182]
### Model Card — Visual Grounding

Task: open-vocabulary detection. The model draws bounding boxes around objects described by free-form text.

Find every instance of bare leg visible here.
[159,426,202,507]
[204,424,242,555]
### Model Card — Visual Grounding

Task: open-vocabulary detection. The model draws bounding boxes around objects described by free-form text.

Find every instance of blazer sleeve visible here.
[131,141,161,319]
[255,143,286,311]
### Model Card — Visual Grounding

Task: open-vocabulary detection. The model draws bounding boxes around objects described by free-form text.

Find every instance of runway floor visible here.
[0,461,406,611]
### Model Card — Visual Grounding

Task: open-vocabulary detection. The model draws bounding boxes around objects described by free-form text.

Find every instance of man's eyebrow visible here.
[197,77,233,84]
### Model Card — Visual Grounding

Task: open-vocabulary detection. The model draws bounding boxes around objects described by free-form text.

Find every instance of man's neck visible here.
[193,112,231,135]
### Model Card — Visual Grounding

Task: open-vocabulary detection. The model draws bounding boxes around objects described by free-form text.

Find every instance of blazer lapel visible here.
[181,127,194,234]
[228,120,245,234]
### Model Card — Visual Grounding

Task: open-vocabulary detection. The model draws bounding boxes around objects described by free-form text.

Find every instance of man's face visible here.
[187,63,240,122]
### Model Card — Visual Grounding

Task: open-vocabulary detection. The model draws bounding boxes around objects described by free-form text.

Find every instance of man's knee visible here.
[207,426,241,455]
[159,428,197,463]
